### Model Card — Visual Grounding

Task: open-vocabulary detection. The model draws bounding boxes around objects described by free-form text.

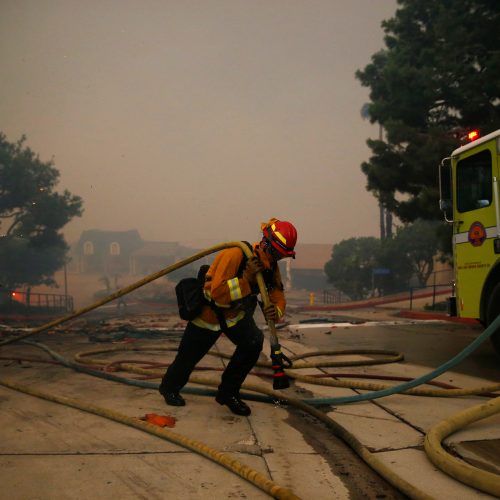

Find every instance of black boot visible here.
[215,392,251,416]
[160,389,186,407]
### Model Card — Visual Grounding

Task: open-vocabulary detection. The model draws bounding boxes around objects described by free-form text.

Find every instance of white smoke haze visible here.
[0,0,397,247]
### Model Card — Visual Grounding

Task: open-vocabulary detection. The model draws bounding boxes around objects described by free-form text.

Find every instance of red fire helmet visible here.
[261,219,297,258]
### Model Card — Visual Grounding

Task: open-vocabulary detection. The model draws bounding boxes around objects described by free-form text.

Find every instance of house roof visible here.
[77,229,143,250]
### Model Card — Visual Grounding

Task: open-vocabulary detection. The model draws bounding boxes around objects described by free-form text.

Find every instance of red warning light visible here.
[467,130,480,141]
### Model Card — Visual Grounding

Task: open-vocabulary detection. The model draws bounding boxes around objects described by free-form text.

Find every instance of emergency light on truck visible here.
[467,130,480,141]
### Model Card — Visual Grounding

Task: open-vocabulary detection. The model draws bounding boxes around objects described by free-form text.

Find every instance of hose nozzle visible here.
[270,344,292,390]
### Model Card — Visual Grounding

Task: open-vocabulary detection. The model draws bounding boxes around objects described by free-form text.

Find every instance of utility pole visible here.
[378,123,386,240]
[360,104,388,241]
[63,261,68,311]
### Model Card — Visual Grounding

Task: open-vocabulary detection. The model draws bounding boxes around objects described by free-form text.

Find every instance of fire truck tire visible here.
[486,282,500,358]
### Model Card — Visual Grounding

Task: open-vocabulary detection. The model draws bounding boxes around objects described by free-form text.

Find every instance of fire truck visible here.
[439,129,500,356]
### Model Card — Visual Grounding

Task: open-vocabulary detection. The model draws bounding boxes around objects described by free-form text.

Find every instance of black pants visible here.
[160,314,264,397]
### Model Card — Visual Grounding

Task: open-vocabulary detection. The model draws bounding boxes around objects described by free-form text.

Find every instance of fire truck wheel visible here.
[486,282,500,358]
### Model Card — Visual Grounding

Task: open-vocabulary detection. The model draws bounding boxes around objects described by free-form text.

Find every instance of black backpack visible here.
[175,265,211,321]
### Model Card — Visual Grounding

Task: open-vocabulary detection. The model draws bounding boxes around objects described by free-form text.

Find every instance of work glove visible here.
[242,256,264,285]
[263,303,278,322]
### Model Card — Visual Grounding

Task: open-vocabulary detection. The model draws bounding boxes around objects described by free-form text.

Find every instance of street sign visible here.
[373,268,391,275]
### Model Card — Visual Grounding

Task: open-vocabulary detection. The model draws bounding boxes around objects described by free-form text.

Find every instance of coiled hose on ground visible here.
[1,241,499,497]
[0,341,434,500]
[2,334,500,498]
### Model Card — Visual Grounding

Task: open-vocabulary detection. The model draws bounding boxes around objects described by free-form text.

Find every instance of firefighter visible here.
[159,218,297,416]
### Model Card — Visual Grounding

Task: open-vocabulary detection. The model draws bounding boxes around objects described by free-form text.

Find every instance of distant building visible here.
[74,229,144,274]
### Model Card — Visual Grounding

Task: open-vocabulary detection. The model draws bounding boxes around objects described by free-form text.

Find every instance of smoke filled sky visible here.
[1,0,397,247]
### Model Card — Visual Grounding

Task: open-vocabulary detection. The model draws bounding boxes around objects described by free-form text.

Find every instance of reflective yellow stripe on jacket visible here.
[227,278,243,301]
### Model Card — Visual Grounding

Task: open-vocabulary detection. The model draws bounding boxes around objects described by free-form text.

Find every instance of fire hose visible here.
[1,241,500,497]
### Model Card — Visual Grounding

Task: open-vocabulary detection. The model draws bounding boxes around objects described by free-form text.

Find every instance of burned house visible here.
[73,229,144,275]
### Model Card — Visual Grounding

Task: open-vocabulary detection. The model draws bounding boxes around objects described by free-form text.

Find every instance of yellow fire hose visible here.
[0,376,300,500]
[424,396,500,497]
[1,240,499,497]
[55,343,500,497]
[3,339,499,499]
[0,364,435,500]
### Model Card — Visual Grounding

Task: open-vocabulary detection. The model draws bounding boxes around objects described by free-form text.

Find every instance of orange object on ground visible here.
[141,413,177,428]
